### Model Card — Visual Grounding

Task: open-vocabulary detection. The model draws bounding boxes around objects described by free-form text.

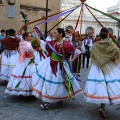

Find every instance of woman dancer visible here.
[32,28,82,109]
[31,30,46,65]
[84,27,120,118]
[5,32,35,96]
[0,29,20,81]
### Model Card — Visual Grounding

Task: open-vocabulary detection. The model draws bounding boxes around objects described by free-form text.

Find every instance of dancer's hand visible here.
[69,59,73,63]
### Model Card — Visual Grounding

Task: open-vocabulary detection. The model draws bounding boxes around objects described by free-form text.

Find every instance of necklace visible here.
[56,41,63,45]
[53,41,63,53]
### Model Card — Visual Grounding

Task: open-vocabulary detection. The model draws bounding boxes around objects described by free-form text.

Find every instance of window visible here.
[0,0,3,4]
[8,5,15,18]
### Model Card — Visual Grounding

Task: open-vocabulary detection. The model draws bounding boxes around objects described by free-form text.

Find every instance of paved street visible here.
[0,67,120,120]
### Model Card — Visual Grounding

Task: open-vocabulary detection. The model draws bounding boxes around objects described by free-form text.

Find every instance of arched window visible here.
[108,28,113,33]
[66,25,73,31]
[86,27,94,35]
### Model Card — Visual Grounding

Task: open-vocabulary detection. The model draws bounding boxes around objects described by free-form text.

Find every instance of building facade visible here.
[61,0,118,37]
[0,0,61,32]
[107,1,120,18]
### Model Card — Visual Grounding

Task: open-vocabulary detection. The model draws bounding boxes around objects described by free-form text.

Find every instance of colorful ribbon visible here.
[34,6,82,97]
[87,5,120,22]
[35,5,80,27]
[15,59,34,88]
[34,27,81,82]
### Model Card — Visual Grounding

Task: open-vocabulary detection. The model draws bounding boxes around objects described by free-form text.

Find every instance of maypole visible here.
[76,0,85,77]
[79,0,85,39]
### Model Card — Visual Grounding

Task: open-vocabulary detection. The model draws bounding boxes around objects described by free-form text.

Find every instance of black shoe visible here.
[86,65,89,68]
[98,108,107,118]
[58,101,63,105]
[82,66,84,68]
[40,103,50,110]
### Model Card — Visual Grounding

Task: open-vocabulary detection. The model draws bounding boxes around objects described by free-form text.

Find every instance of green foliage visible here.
[117,22,120,28]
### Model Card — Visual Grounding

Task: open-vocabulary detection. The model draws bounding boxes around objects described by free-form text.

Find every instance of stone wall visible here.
[0,0,20,31]
[0,0,61,33]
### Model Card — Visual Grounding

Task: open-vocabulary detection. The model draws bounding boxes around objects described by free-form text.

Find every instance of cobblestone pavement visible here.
[0,67,120,120]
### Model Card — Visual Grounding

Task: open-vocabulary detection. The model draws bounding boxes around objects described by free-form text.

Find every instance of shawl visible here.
[46,40,75,75]
[91,40,120,72]
[1,36,20,50]
[18,41,33,62]
[31,38,40,49]
[31,38,45,59]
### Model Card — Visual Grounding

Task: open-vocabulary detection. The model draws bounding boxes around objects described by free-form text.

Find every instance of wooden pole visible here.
[76,4,84,77]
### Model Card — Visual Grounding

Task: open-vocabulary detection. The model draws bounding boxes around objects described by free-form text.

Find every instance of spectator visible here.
[46,31,54,41]
[5,29,9,37]
[16,30,23,41]
[64,29,72,44]
[82,34,93,68]
[0,29,6,54]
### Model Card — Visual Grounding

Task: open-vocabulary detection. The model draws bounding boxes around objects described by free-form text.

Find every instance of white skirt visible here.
[84,62,120,105]
[34,50,46,65]
[117,62,120,69]
[0,50,18,81]
[5,58,35,96]
[34,51,42,65]
[32,57,82,103]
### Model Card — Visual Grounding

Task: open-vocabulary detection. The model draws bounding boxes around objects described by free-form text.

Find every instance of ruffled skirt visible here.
[32,57,82,103]
[0,50,18,81]
[84,62,120,104]
[5,59,35,96]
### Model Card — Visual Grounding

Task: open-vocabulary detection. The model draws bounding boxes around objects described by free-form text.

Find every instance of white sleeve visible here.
[26,47,33,52]
[88,39,93,50]
[75,48,81,55]
[81,41,85,54]
[46,36,51,41]
[17,35,23,41]
[40,40,47,52]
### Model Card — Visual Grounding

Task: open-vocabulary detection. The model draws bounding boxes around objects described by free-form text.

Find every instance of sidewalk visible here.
[0,68,120,120]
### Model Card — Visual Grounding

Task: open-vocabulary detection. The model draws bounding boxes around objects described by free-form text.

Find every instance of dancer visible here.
[84,27,120,118]
[0,29,6,54]
[72,31,85,76]
[5,32,35,96]
[31,30,46,65]
[0,29,20,81]
[32,28,82,109]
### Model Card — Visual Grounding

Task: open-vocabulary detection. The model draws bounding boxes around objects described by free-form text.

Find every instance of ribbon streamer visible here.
[35,5,80,27]
[15,59,34,88]
[87,5,120,22]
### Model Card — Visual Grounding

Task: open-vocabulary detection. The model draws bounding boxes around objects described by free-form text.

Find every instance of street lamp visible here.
[45,0,49,38]
[20,12,30,32]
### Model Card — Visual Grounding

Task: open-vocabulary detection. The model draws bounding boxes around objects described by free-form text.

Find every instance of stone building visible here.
[61,0,118,37]
[0,0,61,33]
[107,1,120,18]
[107,1,120,37]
